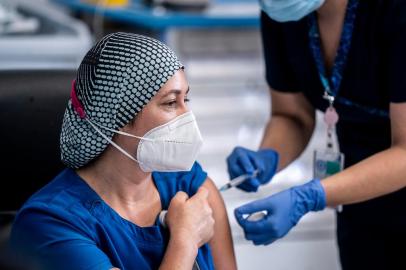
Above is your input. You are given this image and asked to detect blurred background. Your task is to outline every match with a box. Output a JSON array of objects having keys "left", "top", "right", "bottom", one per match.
[{"left": 0, "top": 0, "right": 340, "bottom": 269}]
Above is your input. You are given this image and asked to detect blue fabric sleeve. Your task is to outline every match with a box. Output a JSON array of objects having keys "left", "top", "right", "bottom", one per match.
[
  {"left": 10, "top": 205, "right": 114, "bottom": 270},
  {"left": 178, "top": 161, "right": 208, "bottom": 195},
  {"left": 153, "top": 162, "right": 208, "bottom": 209}
]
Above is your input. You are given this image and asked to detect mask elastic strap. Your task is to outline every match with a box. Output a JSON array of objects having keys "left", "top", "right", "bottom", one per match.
[
  {"left": 70, "top": 80, "right": 145, "bottom": 165},
  {"left": 89, "top": 120, "right": 155, "bottom": 142},
  {"left": 71, "top": 81, "right": 154, "bottom": 142},
  {"left": 85, "top": 118, "right": 142, "bottom": 164}
]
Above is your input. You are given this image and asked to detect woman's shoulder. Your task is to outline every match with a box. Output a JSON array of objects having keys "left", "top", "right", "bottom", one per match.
[
  {"left": 10, "top": 169, "right": 102, "bottom": 255},
  {"left": 9, "top": 170, "right": 110, "bottom": 270},
  {"left": 12, "top": 169, "right": 101, "bottom": 235},
  {"left": 152, "top": 162, "right": 208, "bottom": 208},
  {"left": 20, "top": 168, "right": 98, "bottom": 212}
]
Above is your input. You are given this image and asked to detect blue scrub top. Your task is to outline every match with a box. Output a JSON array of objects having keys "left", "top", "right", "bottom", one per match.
[{"left": 9, "top": 162, "right": 215, "bottom": 270}]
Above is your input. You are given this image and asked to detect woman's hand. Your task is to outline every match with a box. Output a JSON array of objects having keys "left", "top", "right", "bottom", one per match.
[
  {"left": 159, "top": 187, "right": 214, "bottom": 270},
  {"left": 166, "top": 187, "right": 215, "bottom": 249}
]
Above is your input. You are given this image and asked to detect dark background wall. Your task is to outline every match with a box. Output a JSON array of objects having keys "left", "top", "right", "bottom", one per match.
[{"left": 0, "top": 70, "right": 75, "bottom": 211}]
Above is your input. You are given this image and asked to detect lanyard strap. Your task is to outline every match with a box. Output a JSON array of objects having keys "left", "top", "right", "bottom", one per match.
[
  {"left": 308, "top": 0, "right": 359, "bottom": 97},
  {"left": 308, "top": 0, "right": 389, "bottom": 118}
]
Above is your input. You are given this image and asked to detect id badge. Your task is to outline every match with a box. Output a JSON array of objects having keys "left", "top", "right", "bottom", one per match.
[{"left": 313, "top": 150, "right": 344, "bottom": 180}]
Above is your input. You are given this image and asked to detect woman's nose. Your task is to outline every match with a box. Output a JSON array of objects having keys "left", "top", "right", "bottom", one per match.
[{"left": 178, "top": 100, "right": 189, "bottom": 115}]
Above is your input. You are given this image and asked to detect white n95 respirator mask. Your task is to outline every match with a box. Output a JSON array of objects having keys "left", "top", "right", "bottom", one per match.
[
  {"left": 136, "top": 111, "right": 203, "bottom": 172},
  {"left": 260, "top": 0, "right": 325, "bottom": 22},
  {"left": 87, "top": 111, "right": 203, "bottom": 172}
]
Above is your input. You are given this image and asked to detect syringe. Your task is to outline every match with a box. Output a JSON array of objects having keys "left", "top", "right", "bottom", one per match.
[{"left": 218, "top": 169, "right": 260, "bottom": 192}]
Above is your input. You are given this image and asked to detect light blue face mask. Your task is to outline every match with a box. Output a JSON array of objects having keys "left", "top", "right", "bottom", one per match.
[{"left": 260, "top": 0, "right": 326, "bottom": 22}]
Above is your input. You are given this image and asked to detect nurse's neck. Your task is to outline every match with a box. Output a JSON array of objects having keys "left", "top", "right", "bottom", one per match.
[
  {"left": 317, "top": 0, "right": 348, "bottom": 20},
  {"left": 316, "top": 0, "right": 349, "bottom": 72}
]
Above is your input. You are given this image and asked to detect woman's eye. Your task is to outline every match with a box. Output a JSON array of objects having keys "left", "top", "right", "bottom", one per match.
[
  {"left": 165, "top": 100, "right": 177, "bottom": 107},
  {"left": 164, "top": 97, "right": 190, "bottom": 107}
]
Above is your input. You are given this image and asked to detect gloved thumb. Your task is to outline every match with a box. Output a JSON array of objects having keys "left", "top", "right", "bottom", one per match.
[
  {"left": 238, "top": 177, "right": 261, "bottom": 192},
  {"left": 234, "top": 198, "right": 270, "bottom": 226}
]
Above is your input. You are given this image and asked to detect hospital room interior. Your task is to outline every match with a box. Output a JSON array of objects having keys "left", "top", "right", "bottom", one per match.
[{"left": 1, "top": 0, "right": 404, "bottom": 270}]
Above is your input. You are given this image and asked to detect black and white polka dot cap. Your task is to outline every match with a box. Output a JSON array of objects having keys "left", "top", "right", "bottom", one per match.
[{"left": 60, "top": 32, "right": 183, "bottom": 169}]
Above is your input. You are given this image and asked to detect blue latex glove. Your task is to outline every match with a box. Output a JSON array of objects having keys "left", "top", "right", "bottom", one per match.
[
  {"left": 234, "top": 179, "right": 326, "bottom": 245},
  {"left": 227, "top": 146, "right": 279, "bottom": 192}
]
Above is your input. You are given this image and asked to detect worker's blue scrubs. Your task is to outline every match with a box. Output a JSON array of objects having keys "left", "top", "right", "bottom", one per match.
[{"left": 9, "top": 162, "right": 215, "bottom": 270}]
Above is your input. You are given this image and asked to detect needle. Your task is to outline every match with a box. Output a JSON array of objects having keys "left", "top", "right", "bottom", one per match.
[{"left": 218, "top": 170, "right": 259, "bottom": 192}]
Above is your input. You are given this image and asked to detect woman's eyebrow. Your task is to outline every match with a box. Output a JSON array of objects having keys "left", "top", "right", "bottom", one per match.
[{"left": 162, "top": 87, "right": 190, "bottom": 97}]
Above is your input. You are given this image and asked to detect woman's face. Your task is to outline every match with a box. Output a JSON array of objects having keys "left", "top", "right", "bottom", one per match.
[{"left": 121, "top": 69, "right": 190, "bottom": 138}]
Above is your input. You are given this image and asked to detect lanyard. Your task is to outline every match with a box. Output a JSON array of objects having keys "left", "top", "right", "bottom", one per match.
[{"left": 308, "top": 0, "right": 389, "bottom": 118}]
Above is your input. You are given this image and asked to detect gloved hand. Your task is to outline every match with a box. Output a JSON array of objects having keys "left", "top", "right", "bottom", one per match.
[
  {"left": 234, "top": 179, "right": 326, "bottom": 245},
  {"left": 227, "top": 146, "right": 279, "bottom": 192}
]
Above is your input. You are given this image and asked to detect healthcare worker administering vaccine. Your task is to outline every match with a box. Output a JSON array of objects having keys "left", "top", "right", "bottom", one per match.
[
  {"left": 228, "top": 0, "right": 406, "bottom": 269},
  {"left": 10, "top": 33, "right": 237, "bottom": 270}
]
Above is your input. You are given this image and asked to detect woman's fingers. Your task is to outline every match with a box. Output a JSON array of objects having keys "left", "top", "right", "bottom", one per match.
[{"left": 166, "top": 188, "right": 215, "bottom": 248}]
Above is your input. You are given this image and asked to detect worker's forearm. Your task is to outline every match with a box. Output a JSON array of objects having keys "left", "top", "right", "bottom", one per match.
[
  {"left": 322, "top": 145, "right": 406, "bottom": 206},
  {"left": 159, "top": 236, "right": 197, "bottom": 270},
  {"left": 260, "top": 115, "right": 314, "bottom": 171}
]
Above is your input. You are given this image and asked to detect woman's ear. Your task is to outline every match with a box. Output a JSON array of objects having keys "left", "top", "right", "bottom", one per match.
[
  {"left": 122, "top": 111, "right": 141, "bottom": 131},
  {"left": 128, "top": 117, "right": 137, "bottom": 128},
  {"left": 118, "top": 119, "right": 135, "bottom": 134}
]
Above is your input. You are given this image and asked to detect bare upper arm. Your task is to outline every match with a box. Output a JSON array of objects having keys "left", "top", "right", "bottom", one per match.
[
  {"left": 201, "top": 178, "right": 237, "bottom": 270},
  {"left": 271, "top": 88, "right": 315, "bottom": 130},
  {"left": 390, "top": 102, "right": 406, "bottom": 148}
]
